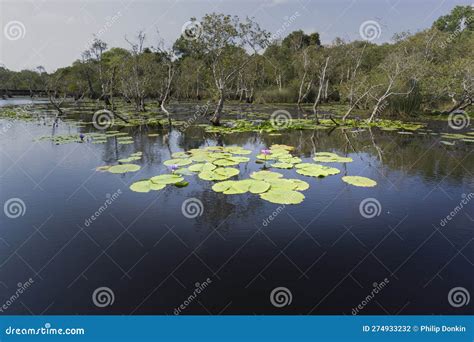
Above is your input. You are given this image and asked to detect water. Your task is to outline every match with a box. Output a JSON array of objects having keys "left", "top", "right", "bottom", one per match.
[{"left": 0, "top": 102, "right": 472, "bottom": 315}]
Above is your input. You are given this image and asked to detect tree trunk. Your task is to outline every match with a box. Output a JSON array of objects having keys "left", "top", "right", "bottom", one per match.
[
  {"left": 368, "top": 98, "right": 384, "bottom": 123},
  {"left": 210, "top": 90, "right": 224, "bottom": 126}
]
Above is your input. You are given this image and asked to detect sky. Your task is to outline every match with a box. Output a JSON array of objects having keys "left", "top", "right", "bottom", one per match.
[{"left": 0, "top": 0, "right": 471, "bottom": 72}]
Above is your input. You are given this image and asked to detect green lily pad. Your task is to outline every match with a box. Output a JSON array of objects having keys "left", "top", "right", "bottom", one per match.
[
  {"left": 174, "top": 168, "right": 193, "bottom": 176},
  {"left": 108, "top": 164, "right": 141, "bottom": 174},
  {"left": 212, "top": 179, "right": 270, "bottom": 194},
  {"left": 313, "top": 152, "right": 353, "bottom": 163},
  {"left": 212, "top": 158, "right": 240, "bottom": 166},
  {"left": 250, "top": 170, "right": 283, "bottom": 180},
  {"left": 150, "top": 174, "right": 184, "bottom": 184},
  {"left": 163, "top": 158, "right": 192, "bottom": 166},
  {"left": 260, "top": 189, "right": 305, "bottom": 204},
  {"left": 189, "top": 163, "right": 217, "bottom": 172},
  {"left": 130, "top": 180, "right": 166, "bottom": 192},
  {"left": 272, "top": 162, "right": 294, "bottom": 169},
  {"left": 96, "top": 165, "right": 111, "bottom": 172},
  {"left": 342, "top": 176, "right": 377, "bottom": 187},
  {"left": 278, "top": 157, "right": 302, "bottom": 164},
  {"left": 295, "top": 164, "right": 340, "bottom": 177},
  {"left": 174, "top": 181, "right": 189, "bottom": 188},
  {"left": 189, "top": 154, "right": 210, "bottom": 162},
  {"left": 198, "top": 167, "right": 240, "bottom": 181},
  {"left": 171, "top": 151, "right": 189, "bottom": 158},
  {"left": 289, "top": 179, "right": 310, "bottom": 191}
]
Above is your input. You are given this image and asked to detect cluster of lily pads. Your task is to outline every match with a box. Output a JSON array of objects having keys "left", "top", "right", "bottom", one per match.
[
  {"left": 36, "top": 130, "right": 134, "bottom": 145},
  {"left": 104, "top": 144, "right": 378, "bottom": 205},
  {"left": 96, "top": 151, "right": 142, "bottom": 174}
]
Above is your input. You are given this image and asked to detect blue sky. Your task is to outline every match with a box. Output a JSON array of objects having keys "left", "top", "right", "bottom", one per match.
[{"left": 0, "top": 0, "right": 471, "bottom": 71}]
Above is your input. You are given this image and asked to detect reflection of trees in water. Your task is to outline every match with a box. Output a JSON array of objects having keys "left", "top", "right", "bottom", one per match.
[{"left": 188, "top": 187, "right": 265, "bottom": 234}]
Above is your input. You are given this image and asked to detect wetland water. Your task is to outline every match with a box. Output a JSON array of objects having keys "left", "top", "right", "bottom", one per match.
[{"left": 0, "top": 101, "right": 472, "bottom": 314}]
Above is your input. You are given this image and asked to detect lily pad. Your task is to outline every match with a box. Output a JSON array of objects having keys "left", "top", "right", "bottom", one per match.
[
  {"left": 313, "top": 152, "right": 353, "bottom": 163},
  {"left": 108, "top": 164, "right": 141, "bottom": 174},
  {"left": 150, "top": 174, "right": 184, "bottom": 184},
  {"left": 250, "top": 170, "right": 283, "bottom": 180},
  {"left": 342, "top": 176, "right": 377, "bottom": 187},
  {"left": 260, "top": 189, "right": 305, "bottom": 204},
  {"left": 212, "top": 179, "right": 270, "bottom": 194},
  {"left": 163, "top": 158, "right": 192, "bottom": 166},
  {"left": 289, "top": 179, "right": 310, "bottom": 191},
  {"left": 278, "top": 157, "right": 302, "bottom": 164},
  {"left": 198, "top": 167, "right": 240, "bottom": 181},
  {"left": 295, "top": 164, "right": 340, "bottom": 177},
  {"left": 212, "top": 158, "right": 240, "bottom": 166},
  {"left": 130, "top": 180, "right": 166, "bottom": 192},
  {"left": 189, "top": 163, "right": 217, "bottom": 172},
  {"left": 171, "top": 151, "right": 189, "bottom": 159},
  {"left": 272, "top": 162, "right": 294, "bottom": 169},
  {"left": 96, "top": 165, "right": 111, "bottom": 172}
]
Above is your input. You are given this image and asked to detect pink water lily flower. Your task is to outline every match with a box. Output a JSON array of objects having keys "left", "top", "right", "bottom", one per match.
[
  {"left": 261, "top": 149, "right": 272, "bottom": 155},
  {"left": 170, "top": 164, "right": 179, "bottom": 173}
]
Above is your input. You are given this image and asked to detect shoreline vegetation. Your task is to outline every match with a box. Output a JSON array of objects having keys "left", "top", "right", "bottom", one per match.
[{"left": 0, "top": 5, "right": 472, "bottom": 127}]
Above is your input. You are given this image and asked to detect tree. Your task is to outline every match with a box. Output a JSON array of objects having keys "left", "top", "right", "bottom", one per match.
[{"left": 191, "top": 13, "right": 269, "bottom": 125}]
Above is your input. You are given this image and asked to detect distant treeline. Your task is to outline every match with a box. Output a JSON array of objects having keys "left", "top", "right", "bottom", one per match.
[{"left": 0, "top": 5, "right": 472, "bottom": 125}]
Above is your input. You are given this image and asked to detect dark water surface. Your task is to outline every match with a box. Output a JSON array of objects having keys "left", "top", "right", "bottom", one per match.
[{"left": 0, "top": 102, "right": 473, "bottom": 315}]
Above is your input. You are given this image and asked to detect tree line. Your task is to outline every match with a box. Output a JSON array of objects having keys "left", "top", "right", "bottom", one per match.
[{"left": 0, "top": 5, "right": 472, "bottom": 125}]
